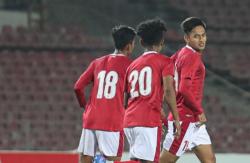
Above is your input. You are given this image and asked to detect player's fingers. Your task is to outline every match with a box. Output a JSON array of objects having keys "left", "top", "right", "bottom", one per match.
[
  {"left": 202, "top": 117, "right": 207, "bottom": 123},
  {"left": 174, "top": 130, "right": 181, "bottom": 139},
  {"left": 174, "top": 127, "right": 181, "bottom": 138},
  {"left": 162, "top": 128, "right": 165, "bottom": 134},
  {"left": 196, "top": 121, "right": 205, "bottom": 127},
  {"left": 199, "top": 120, "right": 205, "bottom": 125}
]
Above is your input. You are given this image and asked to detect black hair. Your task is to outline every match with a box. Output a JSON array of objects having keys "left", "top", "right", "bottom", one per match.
[
  {"left": 137, "top": 18, "right": 167, "bottom": 46},
  {"left": 112, "top": 25, "right": 136, "bottom": 50},
  {"left": 181, "top": 17, "right": 206, "bottom": 34}
]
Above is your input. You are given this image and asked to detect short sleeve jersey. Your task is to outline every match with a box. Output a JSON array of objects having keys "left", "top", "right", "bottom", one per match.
[{"left": 124, "top": 51, "right": 174, "bottom": 127}]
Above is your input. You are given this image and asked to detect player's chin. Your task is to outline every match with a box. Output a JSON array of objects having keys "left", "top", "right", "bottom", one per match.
[{"left": 198, "top": 46, "right": 205, "bottom": 51}]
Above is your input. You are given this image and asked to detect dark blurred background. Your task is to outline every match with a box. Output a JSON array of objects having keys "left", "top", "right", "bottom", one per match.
[{"left": 0, "top": 0, "right": 250, "bottom": 153}]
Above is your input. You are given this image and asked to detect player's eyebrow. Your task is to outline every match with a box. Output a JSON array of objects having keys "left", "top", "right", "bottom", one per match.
[{"left": 192, "top": 32, "right": 206, "bottom": 37}]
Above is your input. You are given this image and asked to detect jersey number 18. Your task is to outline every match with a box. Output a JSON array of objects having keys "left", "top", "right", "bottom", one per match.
[{"left": 97, "top": 70, "right": 118, "bottom": 99}]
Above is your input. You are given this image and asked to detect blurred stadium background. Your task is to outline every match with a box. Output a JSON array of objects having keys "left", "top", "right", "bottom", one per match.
[{"left": 0, "top": 0, "right": 250, "bottom": 162}]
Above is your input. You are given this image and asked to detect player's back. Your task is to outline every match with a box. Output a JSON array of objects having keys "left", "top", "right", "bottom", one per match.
[
  {"left": 84, "top": 54, "right": 131, "bottom": 131},
  {"left": 124, "top": 51, "right": 174, "bottom": 127}
]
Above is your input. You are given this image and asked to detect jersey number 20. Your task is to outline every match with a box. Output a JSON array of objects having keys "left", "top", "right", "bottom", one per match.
[
  {"left": 97, "top": 70, "right": 118, "bottom": 99},
  {"left": 129, "top": 66, "right": 152, "bottom": 98}
]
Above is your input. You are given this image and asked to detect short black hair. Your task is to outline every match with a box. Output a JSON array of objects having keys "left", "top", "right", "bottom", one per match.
[
  {"left": 137, "top": 18, "right": 167, "bottom": 46},
  {"left": 112, "top": 25, "right": 136, "bottom": 50},
  {"left": 181, "top": 17, "right": 206, "bottom": 34}
]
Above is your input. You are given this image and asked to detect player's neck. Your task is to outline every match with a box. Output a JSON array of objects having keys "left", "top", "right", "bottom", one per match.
[
  {"left": 145, "top": 46, "right": 161, "bottom": 53},
  {"left": 113, "top": 49, "right": 129, "bottom": 56},
  {"left": 186, "top": 44, "right": 203, "bottom": 54}
]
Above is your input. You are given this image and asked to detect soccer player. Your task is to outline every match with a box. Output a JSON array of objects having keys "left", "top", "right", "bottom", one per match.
[
  {"left": 160, "top": 17, "right": 216, "bottom": 163},
  {"left": 123, "top": 18, "right": 181, "bottom": 163},
  {"left": 74, "top": 25, "right": 136, "bottom": 163}
]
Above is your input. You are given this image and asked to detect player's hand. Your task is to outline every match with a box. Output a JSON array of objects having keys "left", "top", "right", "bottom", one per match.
[
  {"left": 173, "top": 121, "right": 181, "bottom": 139},
  {"left": 197, "top": 113, "right": 207, "bottom": 127},
  {"left": 162, "top": 124, "right": 166, "bottom": 135},
  {"left": 161, "top": 119, "right": 168, "bottom": 135}
]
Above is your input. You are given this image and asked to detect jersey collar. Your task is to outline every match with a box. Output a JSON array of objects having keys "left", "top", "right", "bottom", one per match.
[
  {"left": 142, "top": 51, "right": 158, "bottom": 55},
  {"left": 111, "top": 53, "right": 126, "bottom": 56},
  {"left": 185, "top": 45, "right": 196, "bottom": 53},
  {"left": 185, "top": 45, "right": 202, "bottom": 57}
]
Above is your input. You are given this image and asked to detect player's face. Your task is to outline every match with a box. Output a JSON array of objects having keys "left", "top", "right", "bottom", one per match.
[{"left": 185, "top": 25, "right": 207, "bottom": 52}]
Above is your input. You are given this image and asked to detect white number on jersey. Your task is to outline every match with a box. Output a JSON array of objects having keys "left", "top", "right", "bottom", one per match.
[
  {"left": 174, "top": 64, "right": 179, "bottom": 91},
  {"left": 97, "top": 70, "right": 118, "bottom": 99},
  {"left": 129, "top": 66, "right": 152, "bottom": 98}
]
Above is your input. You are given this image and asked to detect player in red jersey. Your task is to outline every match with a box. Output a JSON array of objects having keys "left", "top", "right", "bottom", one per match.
[
  {"left": 123, "top": 18, "right": 181, "bottom": 163},
  {"left": 74, "top": 25, "right": 136, "bottom": 163},
  {"left": 160, "top": 17, "right": 216, "bottom": 163}
]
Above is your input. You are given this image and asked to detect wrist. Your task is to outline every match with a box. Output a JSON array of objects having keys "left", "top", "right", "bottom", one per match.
[{"left": 194, "top": 110, "right": 203, "bottom": 116}]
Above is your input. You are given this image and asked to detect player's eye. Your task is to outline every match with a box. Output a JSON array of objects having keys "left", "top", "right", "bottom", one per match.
[{"left": 194, "top": 34, "right": 200, "bottom": 39}]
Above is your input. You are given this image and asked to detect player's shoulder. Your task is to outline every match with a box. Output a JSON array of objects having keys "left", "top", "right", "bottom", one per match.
[
  {"left": 177, "top": 46, "right": 200, "bottom": 62},
  {"left": 95, "top": 54, "right": 127, "bottom": 63},
  {"left": 93, "top": 55, "right": 107, "bottom": 63},
  {"left": 106, "top": 54, "right": 132, "bottom": 70},
  {"left": 126, "top": 55, "right": 143, "bottom": 71},
  {"left": 88, "top": 55, "right": 110, "bottom": 68},
  {"left": 156, "top": 53, "right": 172, "bottom": 63}
]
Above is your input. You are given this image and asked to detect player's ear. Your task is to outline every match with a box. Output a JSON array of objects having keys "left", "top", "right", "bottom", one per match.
[
  {"left": 160, "top": 38, "right": 164, "bottom": 46},
  {"left": 124, "top": 43, "right": 130, "bottom": 51},
  {"left": 184, "top": 34, "right": 189, "bottom": 43},
  {"left": 123, "top": 43, "right": 131, "bottom": 54},
  {"left": 140, "top": 39, "right": 145, "bottom": 47},
  {"left": 129, "top": 40, "right": 135, "bottom": 50}
]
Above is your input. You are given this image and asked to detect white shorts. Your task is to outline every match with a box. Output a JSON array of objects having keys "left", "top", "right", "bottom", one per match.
[
  {"left": 163, "top": 121, "right": 211, "bottom": 156},
  {"left": 124, "top": 126, "right": 161, "bottom": 162},
  {"left": 77, "top": 129, "right": 124, "bottom": 157}
]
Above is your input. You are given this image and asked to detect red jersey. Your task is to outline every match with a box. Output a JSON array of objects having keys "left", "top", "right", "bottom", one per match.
[
  {"left": 168, "top": 45, "right": 205, "bottom": 122},
  {"left": 74, "top": 54, "right": 132, "bottom": 131},
  {"left": 124, "top": 51, "right": 174, "bottom": 128}
]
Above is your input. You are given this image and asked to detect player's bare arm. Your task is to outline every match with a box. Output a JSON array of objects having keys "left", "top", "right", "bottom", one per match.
[
  {"left": 160, "top": 109, "right": 168, "bottom": 126},
  {"left": 196, "top": 112, "right": 207, "bottom": 127},
  {"left": 163, "top": 75, "right": 181, "bottom": 139}
]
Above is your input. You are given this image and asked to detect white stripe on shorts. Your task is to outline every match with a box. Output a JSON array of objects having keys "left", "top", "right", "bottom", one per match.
[{"left": 163, "top": 121, "right": 211, "bottom": 156}]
